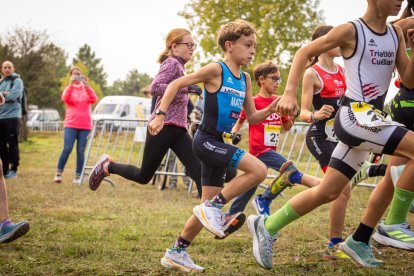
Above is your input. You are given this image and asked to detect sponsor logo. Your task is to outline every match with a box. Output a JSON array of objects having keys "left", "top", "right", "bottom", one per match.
[
  {"left": 395, "top": 194, "right": 407, "bottom": 202},
  {"left": 230, "top": 97, "right": 244, "bottom": 108},
  {"left": 369, "top": 50, "right": 394, "bottom": 66},
  {"left": 227, "top": 76, "right": 233, "bottom": 84},
  {"left": 230, "top": 111, "right": 240, "bottom": 120},
  {"left": 368, "top": 39, "right": 377, "bottom": 47},
  {"left": 310, "top": 137, "right": 322, "bottom": 155}
]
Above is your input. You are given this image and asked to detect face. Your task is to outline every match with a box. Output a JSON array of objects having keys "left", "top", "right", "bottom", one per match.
[
  {"left": 376, "top": 0, "right": 404, "bottom": 16},
  {"left": 70, "top": 68, "right": 82, "bottom": 81},
  {"left": 172, "top": 34, "right": 196, "bottom": 62},
  {"left": 1, "top": 62, "right": 14, "bottom": 77},
  {"left": 259, "top": 71, "right": 281, "bottom": 95},
  {"left": 229, "top": 33, "right": 257, "bottom": 66}
]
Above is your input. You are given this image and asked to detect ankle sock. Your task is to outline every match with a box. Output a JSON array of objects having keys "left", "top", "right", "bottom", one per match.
[
  {"left": 289, "top": 171, "right": 303, "bottom": 184},
  {"left": 329, "top": 237, "right": 343, "bottom": 247},
  {"left": 172, "top": 235, "right": 191, "bottom": 251},
  {"left": 211, "top": 192, "right": 227, "bottom": 207},
  {"left": 352, "top": 223, "right": 374, "bottom": 245}
]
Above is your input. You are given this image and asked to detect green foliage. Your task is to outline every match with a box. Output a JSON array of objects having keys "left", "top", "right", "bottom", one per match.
[
  {"left": 0, "top": 27, "right": 68, "bottom": 115},
  {"left": 106, "top": 69, "right": 152, "bottom": 97},
  {"left": 73, "top": 44, "right": 108, "bottom": 92}
]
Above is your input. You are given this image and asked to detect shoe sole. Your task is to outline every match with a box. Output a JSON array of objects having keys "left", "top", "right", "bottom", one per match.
[
  {"left": 269, "top": 161, "right": 293, "bottom": 194},
  {"left": 0, "top": 222, "right": 30, "bottom": 243},
  {"left": 215, "top": 213, "right": 246, "bottom": 240},
  {"left": 89, "top": 155, "right": 111, "bottom": 191},
  {"left": 338, "top": 242, "right": 378, "bottom": 268},
  {"left": 193, "top": 205, "right": 225, "bottom": 238},
  {"left": 247, "top": 216, "right": 269, "bottom": 269},
  {"left": 160, "top": 257, "right": 204, "bottom": 273},
  {"left": 372, "top": 232, "right": 414, "bottom": 251}
]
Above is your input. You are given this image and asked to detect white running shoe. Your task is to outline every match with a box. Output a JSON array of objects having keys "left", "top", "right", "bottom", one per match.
[
  {"left": 372, "top": 221, "right": 414, "bottom": 251},
  {"left": 350, "top": 161, "right": 371, "bottom": 188},
  {"left": 247, "top": 215, "right": 277, "bottom": 269},
  {"left": 160, "top": 248, "right": 204, "bottom": 273},
  {"left": 193, "top": 201, "right": 225, "bottom": 238}
]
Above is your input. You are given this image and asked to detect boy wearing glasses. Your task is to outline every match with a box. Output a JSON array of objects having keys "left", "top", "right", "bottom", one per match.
[{"left": 227, "top": 61, "right": 320, "bottom": 220}]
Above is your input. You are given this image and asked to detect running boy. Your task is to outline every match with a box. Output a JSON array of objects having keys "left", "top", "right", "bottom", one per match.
[
  {"left": 249, "top": 0, "right": 414, "bottom": 269},
  {"left": 148, "top": 20, "right": 278, "bottom": 272}
]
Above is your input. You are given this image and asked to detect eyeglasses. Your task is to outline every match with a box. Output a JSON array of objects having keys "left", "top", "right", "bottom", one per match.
[
  {"left": 265, "top": 76, "right": 282, "bottom": 84},
  {"left": 177, "top": 42, "right": 197, "bottom": 50}
]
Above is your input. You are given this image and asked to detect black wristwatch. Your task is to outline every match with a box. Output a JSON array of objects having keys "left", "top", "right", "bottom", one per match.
[{"left": 155, "top": 109, "right": 166, "bottom": 116}]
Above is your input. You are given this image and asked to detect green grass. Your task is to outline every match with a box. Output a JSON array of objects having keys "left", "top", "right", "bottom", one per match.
[{"left": 0, "top": 132, "right": 413, "bottom": 275}]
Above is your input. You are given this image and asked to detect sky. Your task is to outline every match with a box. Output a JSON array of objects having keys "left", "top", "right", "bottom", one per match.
[{"left": 1, "top": 0, "right": 404, "bottom": 89}]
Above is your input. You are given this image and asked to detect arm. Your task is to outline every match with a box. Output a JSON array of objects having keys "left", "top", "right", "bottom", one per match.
[
  {"left": 5, "top": 78, "right": 23, "bottom": 102},
  {"left": 243, "top": 73, "right": 278, "bottom": 124},
  {"left": 148, "top": 63, "right": 221, "bottom": 135},
  {"left": 277, "top": 23, "right": 355, "bottom": 116},
  {"left": 395, "top": 26, "right": 414, "bottom": 89},
  {"left": 150, "top": 59, "right": 188, "bottom": 97},
  {"left": 85, "top": 86, "right": 98, "bottom": 104},
  {"left": 61, "top": 85, "right": 74, "bottom": 105}
]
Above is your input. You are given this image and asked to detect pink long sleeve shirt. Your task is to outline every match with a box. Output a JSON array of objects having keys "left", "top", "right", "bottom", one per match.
[{"left": 61, "top": 83, "right": 98, "bottom": 130}]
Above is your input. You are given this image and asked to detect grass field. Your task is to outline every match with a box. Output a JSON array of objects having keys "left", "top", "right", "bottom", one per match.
[{"left": 0, "top": 132, "right": 413, "bottom": 275}]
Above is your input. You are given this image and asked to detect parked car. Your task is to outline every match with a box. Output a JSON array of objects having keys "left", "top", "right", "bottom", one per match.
[
  {"left": 93, "top": 96, "right": 151, "bottom": 130},
  {"left": 27, "top": 109, "right": 61, "bottom": 131}
]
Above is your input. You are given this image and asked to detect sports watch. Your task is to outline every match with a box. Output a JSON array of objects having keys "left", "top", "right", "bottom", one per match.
[{"left": 155, "top": 109, "right": 166, "bottom": 116}]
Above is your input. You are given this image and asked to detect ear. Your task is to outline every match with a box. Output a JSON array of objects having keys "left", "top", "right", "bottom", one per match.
[
  {"left": 224, "top": 41, "right": 233, "bottom": 52},
  {"left": 258, "top": 75, "right": 266, "bottom": 85}
]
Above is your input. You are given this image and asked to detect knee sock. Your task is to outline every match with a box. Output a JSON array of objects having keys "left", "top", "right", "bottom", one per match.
[
  {"left": 172, "top": 235, "right": 191, "bottom": 251},
  {"left": 352, "top": 223, "right": 374, "bottom": 245},
  {"left": 264, "top": 201, "right": 301, "bottom": 236},
  {"left": 290, "top": 171, "right": 303, "bottom": 184},
  {"left": 385, "top": 187, "right": 414, "bottom": 225}
]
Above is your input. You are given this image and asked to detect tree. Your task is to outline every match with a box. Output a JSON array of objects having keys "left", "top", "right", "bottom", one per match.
[
  {"left": 73, "top": 44, "right": 108, "bottom": 92},
  {"left": 106, "top": 69, "right": 152, "bottom": 97}
]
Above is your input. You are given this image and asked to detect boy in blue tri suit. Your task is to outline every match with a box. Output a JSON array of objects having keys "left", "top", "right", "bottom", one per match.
[{"left": 149, "top": 19, "right": 278, "bottom": 273}]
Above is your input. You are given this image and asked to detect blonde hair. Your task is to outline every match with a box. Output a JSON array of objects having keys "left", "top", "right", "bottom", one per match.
[
  {"left": 217, "top": 19, "right": 256, "bottom": 51},
  {"left": 69, "top": 66, "right": 82, "bottom": 76},
  {"left": 157, "top": 28, "right": 192, "bottom": 63}
]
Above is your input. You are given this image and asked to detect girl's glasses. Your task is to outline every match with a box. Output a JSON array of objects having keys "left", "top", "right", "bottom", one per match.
[{"left": 177, "top": 42, "right": 197, "bottom": 50}]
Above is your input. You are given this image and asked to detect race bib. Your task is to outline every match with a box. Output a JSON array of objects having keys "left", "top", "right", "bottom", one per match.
[
  {"left": 350, "top": 102, "right": 404, "bottom": 127},
  {"left": 264, "top": 125, "right": 281, "bottom": 146},
  {"left": 324, "top": 119, "right": 338, "bottom": 142}
]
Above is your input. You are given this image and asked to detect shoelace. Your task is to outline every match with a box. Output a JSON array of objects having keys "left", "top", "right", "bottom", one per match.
[
  {"left": 264, "top": 235, "right": 277, "bottom": 257},
  {"left": 400, "top": 223, "right": 414, "bottom": 235},
  {"left": 177, "top": 251, "right": 195, "bottom": 265}
]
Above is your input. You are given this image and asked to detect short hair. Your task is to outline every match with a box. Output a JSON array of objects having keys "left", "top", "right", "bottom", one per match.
[
  {"left": 217, "top": 19, "right": 256, "bottom": 51},
  {"left": 253, "top": 61, "right": 279, "bottom": 87}
]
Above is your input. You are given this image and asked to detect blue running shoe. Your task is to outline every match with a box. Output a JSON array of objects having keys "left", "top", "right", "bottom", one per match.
[
  {"left": 0, "top": 220, "right": 30, "bottom": 243},
  {"left": 252, "top": 194, "right": 270, "bottom": 217},
  {"left": 339, "top": 236, "right": 383, "bottom": 267}
]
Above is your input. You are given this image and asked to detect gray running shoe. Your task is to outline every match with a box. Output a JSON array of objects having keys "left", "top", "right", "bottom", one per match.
[{"left": 372, "top": 221, "right": 414, "bottom": 251}]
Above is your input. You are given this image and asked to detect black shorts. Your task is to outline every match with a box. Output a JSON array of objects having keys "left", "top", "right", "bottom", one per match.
[
  {"left": 390, "top": 85, "right": 414, "bottom": 131},
  {"left": 193, "top": 130, "right": 245, "bottom": 187},
  {"left": 306, "top": 127, "right": 337, "bottom": 169}
]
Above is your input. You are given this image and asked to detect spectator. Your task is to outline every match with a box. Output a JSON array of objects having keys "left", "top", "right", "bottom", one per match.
[
  {"left": 54, "top": 66, "right": 98, "bottom": 184},
  {"left": 0, "top": 61, "right": 24, "bottom": 179}
]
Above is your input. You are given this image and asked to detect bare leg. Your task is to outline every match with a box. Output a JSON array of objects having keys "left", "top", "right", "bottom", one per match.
[
  {"left": 329, "top": 184, "right": 351, "bottom": 238},
  {"left": 300, "top": 174, "right": 320, "bottom": 188},
  {"left": 0, "top": 160, "right": 9, "bottom": 222}
]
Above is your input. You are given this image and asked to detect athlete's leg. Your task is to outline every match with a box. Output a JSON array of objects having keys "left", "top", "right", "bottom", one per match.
[{"left": 0, "top": 160, "right": 9, "bottom": 221}]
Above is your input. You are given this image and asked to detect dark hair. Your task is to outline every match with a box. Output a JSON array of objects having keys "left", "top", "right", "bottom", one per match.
[
  {"left": 308, "top": 25, "right": 334, "bottom": 68},
  {"left": 400, "top": 0, "right": 414, "bottom": 19},
  {"left": 253, "top": 61, "right": 279, "bottom": 87},
  {"left": 217, "top": 19, "right": 256, "bottom": 51}
]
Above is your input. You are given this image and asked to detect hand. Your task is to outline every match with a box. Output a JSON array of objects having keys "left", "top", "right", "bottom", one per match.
[
  {"left": 314, "top": 104, "right": 334, "bottom": 120},
  {"left": 276, "top": 92, "right": 299, "bottom": 116},
  {"left": 82, "top": 77, "right": 89, "bottom": 87},
  {"left": 268, "top": 97, "right": 281, "bottom": 113},
  {"left": 148, "top": 116, "right": 165, "bottom": 136},
  {"left": 0, "top": 93, "right": 4, "bottom": 106},
  {"left": 2, "top": 91, "right": 10, "bottom": 97}
]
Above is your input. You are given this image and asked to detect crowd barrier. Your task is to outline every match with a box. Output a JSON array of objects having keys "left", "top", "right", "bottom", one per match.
[{"left": 78, "top": 119, "right": 383, "bottom": 192}]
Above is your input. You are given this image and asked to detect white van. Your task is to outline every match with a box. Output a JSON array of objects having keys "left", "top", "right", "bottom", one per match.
[
  {"left": 92, "top": 96, "right": 152, "bottom": 129},
  {"left": 27, "top": 109, "right": 61, "bottom": 131}
]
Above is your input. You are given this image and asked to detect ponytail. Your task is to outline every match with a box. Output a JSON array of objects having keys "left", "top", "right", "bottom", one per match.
[
  {"left": 157, "top": 49, "right": 171, "bottom": 64},
  {"left": 156, "top": 28, "right": 191, "bottom": 64}
]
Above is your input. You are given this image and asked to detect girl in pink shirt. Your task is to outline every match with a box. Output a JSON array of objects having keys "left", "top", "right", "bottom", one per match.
[{"left": 54, "top": 66, "right": 98, "bottom": 183}]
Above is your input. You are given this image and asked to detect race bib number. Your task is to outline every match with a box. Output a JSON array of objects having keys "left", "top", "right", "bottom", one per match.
[
  {"left": 264, "top": 125, "right": 281, "bottom": 146},
  {"left": 350, "top": 102, "right": 404, "bottom": 127},
  {"left": 324, "top": 119, "right": 338, "bottom": 142}
]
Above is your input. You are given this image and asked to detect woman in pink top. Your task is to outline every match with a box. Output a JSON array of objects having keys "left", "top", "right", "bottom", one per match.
[{"left": 54, "top": 66, "right": 98, "bottom": 183}]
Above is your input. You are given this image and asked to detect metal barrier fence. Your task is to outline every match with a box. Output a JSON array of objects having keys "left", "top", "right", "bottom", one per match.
[{"left": 79, "top": 119, "right": 382, "bottom": 191}]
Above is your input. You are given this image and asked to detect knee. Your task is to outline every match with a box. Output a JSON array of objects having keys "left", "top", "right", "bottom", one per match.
[
  {"left": 316, "top": 187, "right": 342, "bottom": 204},
  {"left": 253, "top": 162, "right": 267, "bottom": 183}
]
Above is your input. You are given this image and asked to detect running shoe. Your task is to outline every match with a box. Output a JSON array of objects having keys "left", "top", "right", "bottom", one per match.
[
  {"left": 247, "top": 215, "right": 277, "bottom": 269},
  {"left": 252, "top": 194, "right": 271, "bottom": 217},
  {"left": 269, "top": 160, "right": 297, "bottom": 195},
  {"left": 88, "top": 154, "right": 112, "bottom": 191},
  {"left": 160, "top": 248, "right": 204, "bottom": 273},
  {"left": 350, "top": 161, "right": 371, "bottom": 189},
  {"left": 339, "top": 236, "right": 384, "bottom": 267},
  {"left": 4, "top": 170, "right": 17, "bottom": 179},
  {"left": 193, "top": 200, "right": 225, "bottom": 238},
  {"left": 0, "top": 220, "right": 30, "bottom": 243},
  {"left": 323, "top": 243, "right": 350, "bottom": 260},
  {"left": 215, "top": 212, "right": 246, "bottom": 239},
  {"left": 372, "top": 221, "right": 414, "bottom": 251},
  {"left": 73, "top": 175, "right": 81, "bottom": 184},
  {"left": 54, "top": 173, "right": 62, "bottom": 183}
]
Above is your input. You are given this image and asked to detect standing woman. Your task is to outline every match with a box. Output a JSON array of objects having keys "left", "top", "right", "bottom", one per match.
[
  {"left": 88, "top": 28, "right": 202, "bottom": 197},
  {"left": 54, "top": 67, "right": 98, "bottom": 183}
]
